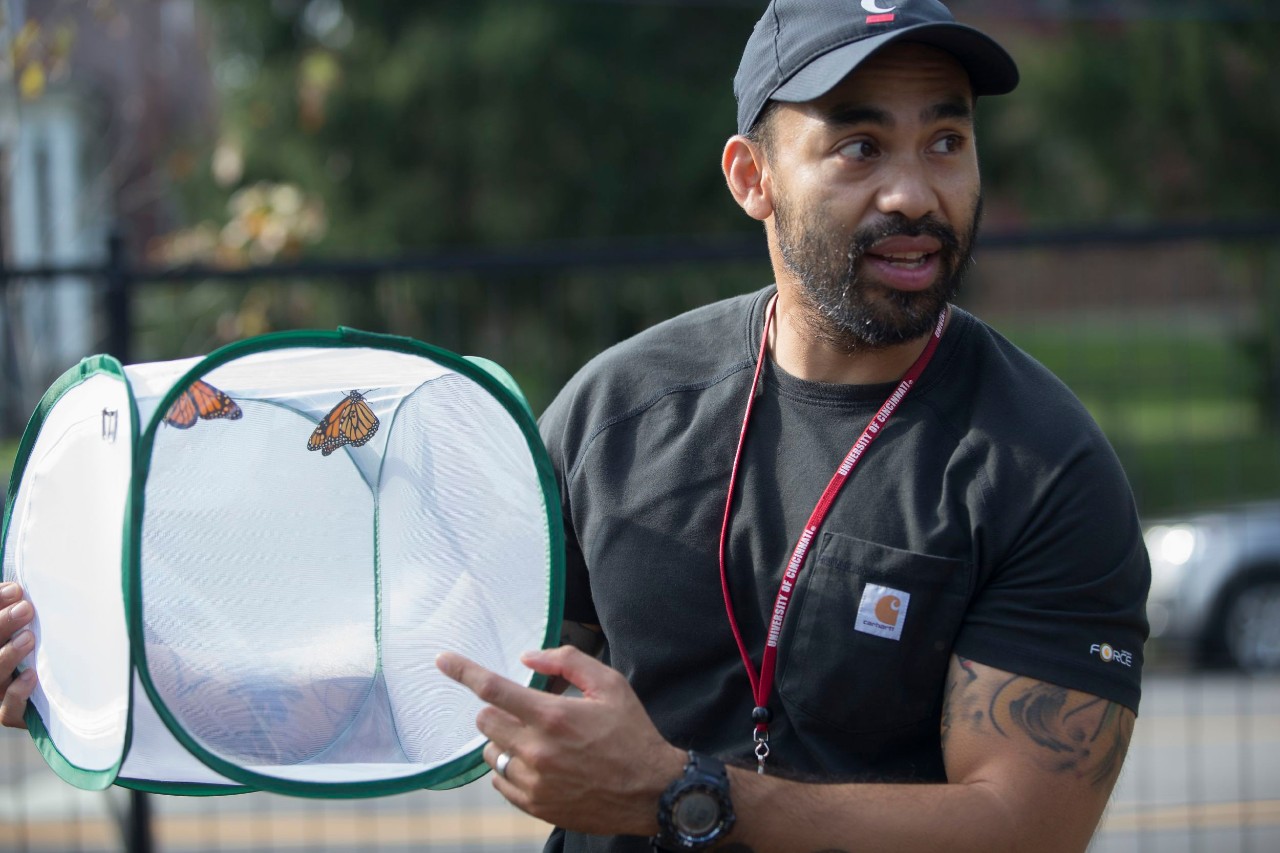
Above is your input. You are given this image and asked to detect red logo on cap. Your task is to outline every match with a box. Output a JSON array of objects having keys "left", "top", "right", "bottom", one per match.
[{"left": 861, "top": 0, "right": 897, "bottom": 23}]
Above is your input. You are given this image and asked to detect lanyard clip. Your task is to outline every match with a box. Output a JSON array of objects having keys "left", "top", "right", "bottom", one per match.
[
  {"left": 751, "top": 705, "right": 772, "bottom": 774},
  {"left": 753, "top": 726, "right": 770, "bottom": 774}
]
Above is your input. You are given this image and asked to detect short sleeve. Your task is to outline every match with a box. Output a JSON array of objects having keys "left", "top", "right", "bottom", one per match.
[
  {"left": 558, "top": 511, "right": 597, "bottom": 625},
  {"left": 954, "top": 439, "right": 1151, "bottom": 713},
  {"left": 538, "top": 388, "right": 598, "bottom": 627}
]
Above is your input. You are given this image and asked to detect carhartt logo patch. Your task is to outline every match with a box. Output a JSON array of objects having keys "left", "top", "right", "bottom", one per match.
[{"left": 855, "top": 584, "right": 910, "bottom": 640}]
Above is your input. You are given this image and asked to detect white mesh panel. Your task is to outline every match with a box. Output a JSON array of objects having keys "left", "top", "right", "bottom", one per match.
[
  {"left": 378, "top": 374, "right": 551, "bottom": 765},
  {"left": 121, "top": 672, "right": 239, "bottom": 786},
  {"left": 4, "top": 374, "right": 132, "bottom": 772},
  {"left": 140, "top": 396, "right": 378, "bottom": 770}
]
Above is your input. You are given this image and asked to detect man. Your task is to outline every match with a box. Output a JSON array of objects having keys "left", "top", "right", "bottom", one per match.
[
  {"left": 3, "top": 2, "right": 1148, "bottom": 851},
  {"left": 438, "top": 1, "right": 1148, "bottom": 850}
]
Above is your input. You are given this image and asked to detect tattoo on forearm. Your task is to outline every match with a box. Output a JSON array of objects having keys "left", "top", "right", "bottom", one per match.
[
  {"left": 989, "top": 679, "right": 1130, "bottom": 786},
  {"left": 943, "top": 657, "right": 1134, "bottom": 789}
]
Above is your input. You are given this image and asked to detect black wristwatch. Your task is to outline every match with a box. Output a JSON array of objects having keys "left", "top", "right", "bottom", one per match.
[{"left": 652, "top": 751, "right": 735, "bottom": 851}]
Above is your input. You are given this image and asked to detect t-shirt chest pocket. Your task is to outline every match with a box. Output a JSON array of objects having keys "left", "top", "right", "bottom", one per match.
[{"left": 776, "top": 532, "right": 971, "bottom": 734}]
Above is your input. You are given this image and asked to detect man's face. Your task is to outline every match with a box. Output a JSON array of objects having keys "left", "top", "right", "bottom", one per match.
[{"left": 761, "top": 43, "right": 983, "bottom": 351}]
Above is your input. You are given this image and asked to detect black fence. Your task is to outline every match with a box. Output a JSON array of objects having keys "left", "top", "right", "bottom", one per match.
[
  {"left": 7, "top": 217, "right": 1279, "bottom": 359},
  {"left": 4, "top": 217, "right": 1279, "bottom": 428}
]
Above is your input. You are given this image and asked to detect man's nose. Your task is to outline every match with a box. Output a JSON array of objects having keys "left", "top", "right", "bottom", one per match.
[{"left": 874, "top": 162, "right": 940, "bottom": 222}]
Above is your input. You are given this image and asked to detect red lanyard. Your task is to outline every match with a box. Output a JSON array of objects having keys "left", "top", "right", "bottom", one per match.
[{"left": 718, "top": 295, "right": 948, "bottom": 772}]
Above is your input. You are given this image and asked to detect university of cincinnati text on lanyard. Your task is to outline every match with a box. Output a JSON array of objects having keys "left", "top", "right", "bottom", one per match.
[{"left": 718, "top": 295, "right": 948, "bottom": 774}]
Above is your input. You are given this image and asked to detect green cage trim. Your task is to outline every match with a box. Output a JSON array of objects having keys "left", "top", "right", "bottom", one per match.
[
  {"left": 116, "top": 776, "right": 253, "bottom": 796},
  {"left": 1, "top": 356, "right": 133, "bottom": 792},
  {"left": 128, "top": 328, "right": 564, "bottom": 798}
]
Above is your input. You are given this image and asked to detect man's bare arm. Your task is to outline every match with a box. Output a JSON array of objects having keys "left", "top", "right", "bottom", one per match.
[
  {"left": 722, "top": 656, "right": 1134, "bottom": 853},
  {"left": 941, "top": 656, "right": 1132, "bottom": 790}
]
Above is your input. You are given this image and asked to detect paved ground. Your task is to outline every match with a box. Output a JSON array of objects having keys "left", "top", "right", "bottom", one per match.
[
  {"left": 1, "top": 668, "right": 1277, "bottom": 852},
  {"left": 1091, "top": 670, "right": 1280, "bottom": 853}
]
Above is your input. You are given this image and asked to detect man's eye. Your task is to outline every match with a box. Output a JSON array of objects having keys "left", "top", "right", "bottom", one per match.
[
  {"left": 929, "top": 134, "right": 965, "bottom": 154},
  {"left": 838, "top": 140, "right": 878, "bottom": 159}
]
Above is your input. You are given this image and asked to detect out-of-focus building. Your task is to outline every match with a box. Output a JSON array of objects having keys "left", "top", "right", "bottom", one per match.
[{"left": 0, "top": 0, "right": 215, "bottom": 433}]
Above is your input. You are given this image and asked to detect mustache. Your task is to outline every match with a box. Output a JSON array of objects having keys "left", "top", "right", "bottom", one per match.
[{"left": 849, "top": 214, "right": 962, "bottom": 259}]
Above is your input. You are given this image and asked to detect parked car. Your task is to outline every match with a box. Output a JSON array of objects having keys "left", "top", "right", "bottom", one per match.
[{"left": 1144, "top": 500, "right": 1280, "bottom": 670}]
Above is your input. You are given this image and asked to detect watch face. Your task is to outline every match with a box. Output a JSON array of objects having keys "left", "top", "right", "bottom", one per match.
[{"left": 672, "top": 790, "right": 721, "bottom": 836}]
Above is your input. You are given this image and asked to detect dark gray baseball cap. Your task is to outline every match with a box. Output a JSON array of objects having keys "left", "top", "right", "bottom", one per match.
[{"left": 734, "top": 0, "right": 1019, "bottom": 135}]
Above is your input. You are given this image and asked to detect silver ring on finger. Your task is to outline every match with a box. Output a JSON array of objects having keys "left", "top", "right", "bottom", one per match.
[{"left": 495, "top": 750, "right": 513, "bottom": 779}]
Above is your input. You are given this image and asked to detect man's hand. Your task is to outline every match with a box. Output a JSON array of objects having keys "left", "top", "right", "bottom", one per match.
[
  {"left": 436, "top": 645, "right": 683, "bottom": 836},
  {"left": 437, "top": 645, "right": 1134, "bottom": 851},
  {"left": 1, "top": 582, "right": 37, "bottom": 729}
]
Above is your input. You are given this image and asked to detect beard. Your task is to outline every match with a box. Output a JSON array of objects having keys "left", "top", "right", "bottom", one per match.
[{"left": 774, "top": 192, "right": 982, "bottom": 352}]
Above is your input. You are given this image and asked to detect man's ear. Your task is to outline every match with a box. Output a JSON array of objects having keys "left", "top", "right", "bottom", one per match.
[{"left": 722, "top": 135, "right": 773, "bottom": 222}]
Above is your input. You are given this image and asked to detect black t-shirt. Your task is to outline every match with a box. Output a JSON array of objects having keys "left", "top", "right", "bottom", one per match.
[{"left": 537, "top": 287, "right": 1149, "bottom": 852}]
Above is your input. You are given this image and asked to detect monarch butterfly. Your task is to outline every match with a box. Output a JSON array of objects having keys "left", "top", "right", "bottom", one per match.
[
  {"left": 163, "top": 379, "right": 243, "bottom": 429},
  {"left": 307, "top": 390, "right": 380, "bottom": 456}
]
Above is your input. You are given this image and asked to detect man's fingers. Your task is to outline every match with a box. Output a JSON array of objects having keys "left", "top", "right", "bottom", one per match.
[
  {"left": 0, "top": 584, "right": 32, "bottom": 643},
  {"left": 482, "top": 742, "right": 535, "bottom": 810},
  {"left": 1, "top": 584, "right": 37, "bottom": 729},
  {"left": 0, "top": 626, "right": 35, "bottom": 676},
  {"left": 483, "top": 741, "right": 521, "bottom": 782},
  {"left": 1, "top": 668, "right": 35, "bottom": 729},
  {"left": 520, "top": 645, "right": 621, "bottom": 698},
  {"left": 476, "top": 702, "right": 525, "bottom": 745},
  {"left": 0, "top": 583, "right": 21, "bottom": 606},
  {"left": 436, "top": 651, "right": 548, "bottom": 720},
  {"left": 0, "top": 592, "right": 36, "bottom": 694}
]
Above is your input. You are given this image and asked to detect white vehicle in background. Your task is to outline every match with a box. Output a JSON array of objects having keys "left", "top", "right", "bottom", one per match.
[{"left": 1144, "top": 500, "right": 1280, "bottom": 671}]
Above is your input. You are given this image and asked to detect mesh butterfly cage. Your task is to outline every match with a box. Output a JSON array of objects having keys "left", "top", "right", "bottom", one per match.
[{"left": 1, "top": 328, "right": 563, "bottom": 797}]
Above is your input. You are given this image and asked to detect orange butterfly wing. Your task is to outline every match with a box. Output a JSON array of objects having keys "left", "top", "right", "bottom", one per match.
[
  {"left": 339, "top": 394, "right": 379, "bottom": 448},
  {"left": 163, "top": 380, "right": 241, "bottom": 428},
  {"left": 188, "top": 379, "right": 243, "bottom": 421},
  {"left": 163, "top": 390, "right": 199, "bottom": 429},
  {"left": 308, "top": 391, "right": 379, "bottom": 456},
  {"left": 307, "top": 398, "right": 347, "bottom": 455}
]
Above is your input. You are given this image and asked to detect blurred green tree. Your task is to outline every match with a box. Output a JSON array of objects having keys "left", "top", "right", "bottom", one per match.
[
  {"left": 981, "top": 14, "right": 1280, "bottom": 222},
  {"left": 204, "top": 0, "right": 759, "bottom": 252},
  {"left": 195, "top": 4, "right": 1280, "bottom": 240}
]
